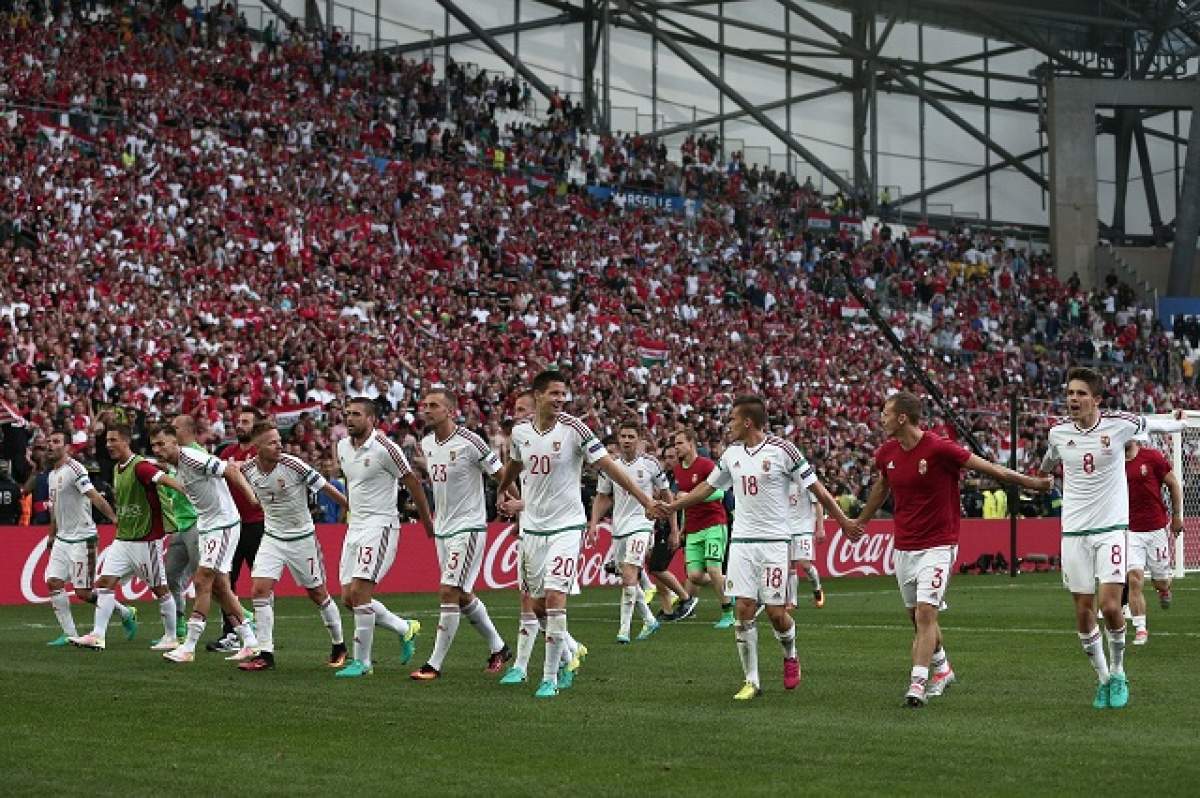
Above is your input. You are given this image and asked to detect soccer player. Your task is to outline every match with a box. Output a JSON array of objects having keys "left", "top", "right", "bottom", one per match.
[
  {"left": 858, "top": 391, "right": 1051, "bottom": 707},
  {"left": 1038, "top": 367, "right": 1184, "bottom": 709},
  {"left": 499, "top": 389, "right": 584, "bottom": 684},
  {"left": 588, "top": 421, "right": 673, "bottom": 643},
  {"left": 237, "top": 422, "right": 348, "bottom": 671},
  {"left": 671, "top": 428, "right": 734, "bottom": 628},
  {"left": 1124, "top": 433, "right": 1183, "bottom": 645},
  {"left": 333, "top": 397, "right": 435, "bottom": 679},
  {"left": 163, "top": 414, "right": 202, "bottom": 639},
  {"left": 496, "top": 370, "right": 657, "bottom": 698},
  {"left": 218, "top": 407, "right": 267, "bottom": 647},
  {"left": 43, "top": 430, "right": 132, "bottom": 646},
  {"left": 410, "top": 390, "right": 511, "bottom": 681},
  {"left": 662, "top": 396, "right": 860, "bottom": 700},
  {"left": 149, "top": 425, "right": 261, "bottom": 663},
  {"left": 645, "top": 444, "right": 689, "bottom": 617},
  {"left": 786, "top": 482, "right": 825, "bottom": 610},
  {"left": 69, "top": 424, "right": 182, "bottom": 651}
]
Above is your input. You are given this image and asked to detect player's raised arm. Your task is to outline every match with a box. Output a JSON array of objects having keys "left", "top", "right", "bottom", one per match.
[
  {"left": 1145, "top": 408, "right": 1186, "bottom": 433},
  {"left": 964, "top": 455, "right": 1053, "bottom": 492}
]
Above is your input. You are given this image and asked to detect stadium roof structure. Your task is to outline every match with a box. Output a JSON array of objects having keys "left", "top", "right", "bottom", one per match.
[{"left": 379, "top": 0, "right": 1199, "bottom": 282}]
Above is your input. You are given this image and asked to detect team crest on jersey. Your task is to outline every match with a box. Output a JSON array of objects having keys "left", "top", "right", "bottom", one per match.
[
  {"left": 1141, "top": 464, "right": 1148, "bottom": 476},
  {"left": 450, "top": 450, "right": 457, "bottom": 462},
  {"left": 762, "top": 460, "right": 771, "bottom": 472},
  {"left": 918, "top": 459, "right": 928, "bottom": 475},
  {"left": 887, "top": 461, "right": 895, "bottom": 469},
  {"left": 553, "top": 441, "right": 562, "bottom": 452},
  {"left": 1100, "top": 436, "right": 1110, "bottom": 448}
]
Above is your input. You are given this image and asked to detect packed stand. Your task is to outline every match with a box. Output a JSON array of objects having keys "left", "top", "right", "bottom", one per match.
[{"left": 0, "top": 1, "right": 1192, "bottom": 525}]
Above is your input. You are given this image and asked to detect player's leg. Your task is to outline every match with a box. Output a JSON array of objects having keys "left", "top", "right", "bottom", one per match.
[
  {"left": 45, "top": 541, "right": 78, "bottom": 643},
  {"left": 1127, "top": 568, "right": 1148, "bottom": 643},
  {"left": 727, "top": 542, "right": 762, "bottom": 699},
  {"left": 165, "top": 525, "right": 198, "bottom": 637},
  {"left": 677, "top": 532, "right": 705, "bottom": 619},
  {"left": 339, "top": 522, "right": 411, "bottom": 677},
  {"left": 454, "top": 531, "right": 507, "bottom": 668},
  {"left": 419, "top": 568, "right": 464, "bottom": 678},
  {"left": 223, "top": 520, "right": 263, "bottom": 640},
  {"left": 534, "top": 531, "right": 581, "bottom": 697},
  {"left": 623, "top": 533, "right": 658, "bottom": 639},
  {"left": 796, "top": 535, "right": 823, "bottom": 607},
  {"left": 287, "top": 536, "right": 345, "bottom": 666},
  {"left": 617, "top": 560, "right": 639, "bottom": 642},
  {"left": 71, "top": 540, "right": 138, "bottom": 648},
  {"left": 1094, "top": 532, "right": 1129, "bottom": 706},
  {"left": 243, "top": 576, "right": 278, "bottom": 669},
  {"left": 650, "top": 568, "right": 686, "bottom": 614},
  {"left": 174, "top": 565, "right": 216, "bottom": 657},
  {"left": 703, "top": 527, "right": 734, "bottom": 628},
  {"left": 503, "top": 536, "right": 540, "bottom": 684},
  {"left": 207, "top": 526, "right": 258, "bottom": 655},
  {"left": 762, "top": 547, "right": 799, "bottom": 691},
  {"left": 1063, "top": 535, "right": 1114, "bottom": 707},
  {"left": 1147, "top": 528, "right": 1173, "bottom": 611},
  {"left": 132, "top": 540, "right": 178, "bottom": 651}
]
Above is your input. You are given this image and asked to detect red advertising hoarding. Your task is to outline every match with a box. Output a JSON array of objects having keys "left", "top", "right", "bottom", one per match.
[{"left": 1, "top": 519, "right": 1065, "bottom": 605}]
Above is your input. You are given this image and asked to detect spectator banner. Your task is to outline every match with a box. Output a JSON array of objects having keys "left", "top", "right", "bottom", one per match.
[
  {"left": 910, "top": 224, "right": 938, "bottom": 245},
  {"left": 586, "top": 186, "right": 688, "bottom": 213},
  {"left": 806, "top": 209, "right": 832, "bottom": 230},
  {"left": 1, "top": 520, "right": 1065, "bottom": 605},
  {"left": 837, "top": 215, "right": 863, "bottom": 233}
]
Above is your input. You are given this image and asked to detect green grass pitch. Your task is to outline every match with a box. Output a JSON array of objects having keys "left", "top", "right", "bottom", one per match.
[{"left": 3, "top": 572, "right": 1196, "bottom": 796}]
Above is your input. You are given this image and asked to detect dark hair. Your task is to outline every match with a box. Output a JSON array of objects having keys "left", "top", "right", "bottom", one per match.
[
  {"left": 732, "top": 395, "right": 768, "bottom": 429},
  {"left": 886, "top": 391, "right": 923, "bottom": 425},
  {"left": 149, "top": 423, "right": 177, "bottom": 439},
  {"left": 251, "top": 420, "right": 277, "bottom": 439},
  {"left": 347, "top": 396, "right": 377, "bottom": 417},
  {"left": 532, "top": 370, "right": 566, "bottom": 393},
  {"left": 107, "top": 423, "right": 132, "bottom": 442},
  {"left": 426, "top": 388, "right": 458, "bottom": 409},
  {"left": 514, "top": 389, "right": 534, "bottom": 401},
  {"left": 618, "top": 420, "right": 642, "bottom": 435},
  {"left": 1066, "top": 366, "right": 1104, "bottom": 397},
  {"left": 238, "top": 406, "right": 266, "bottom": 420}
]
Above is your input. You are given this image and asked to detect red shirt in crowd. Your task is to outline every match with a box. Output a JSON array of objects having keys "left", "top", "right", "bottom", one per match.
[
  {"left": 221, "top": 442, "right": 264, "bottom": 524},
  {"left": 674, "top": 456, "right": 727, "bottom": 534},
  {"left": 874, "top": 432, "right": 971, "bottom": 551},
  {"left": 1126, "top": 446, "right": 1171, "bottom": 533}
]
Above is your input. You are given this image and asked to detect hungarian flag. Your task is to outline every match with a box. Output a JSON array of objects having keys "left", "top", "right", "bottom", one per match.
[
  {"left": 529, "top": 174, "right": 553, "bottom": 193},
  {"left": 501, "top": 175, "right": 528, "bottom": 195},
  {"left": 38, "top": 124, "right": 96, "bottom": 154},
  {"left": 911, "top": 224, "right": 937, "bottom": 245},
  {"left": 807, "top": 210, "right": 832, "bottom": 230},
  {"left": 270, "top": 402, "right": 324, "bottom": 430},
  {"left": 840, "top": 296, "right": 868, "bottom": 319},
  {"left": 637, "top": 341, "right": 669, "bottom": 366}
]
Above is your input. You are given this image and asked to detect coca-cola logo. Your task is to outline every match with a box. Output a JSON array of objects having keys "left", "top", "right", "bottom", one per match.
[
  {"left": 480, "top": 523, "right": 621, "bottom": 590},
  {"left": 824, "top": 526, "right": 896, "bottom": 577}
]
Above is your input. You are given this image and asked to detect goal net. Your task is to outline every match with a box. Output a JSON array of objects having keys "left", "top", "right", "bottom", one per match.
[{"left": 1148, "top": 415, "right": 1200, "bottom": 577}]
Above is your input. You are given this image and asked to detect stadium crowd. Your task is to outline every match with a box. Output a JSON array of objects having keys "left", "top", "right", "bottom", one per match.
[{"left": 0, "top": 0, "right": 1194, "bottom": 524}]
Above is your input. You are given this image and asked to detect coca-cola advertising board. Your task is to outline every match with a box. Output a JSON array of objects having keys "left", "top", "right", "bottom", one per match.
[{"left": 1, "top": 519, "right": 1065, "bottom": 605}]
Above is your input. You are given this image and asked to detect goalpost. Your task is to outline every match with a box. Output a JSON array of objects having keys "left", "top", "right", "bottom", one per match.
[{"left": 1148, "top": 414, "right": 1200, "bottom": 578}]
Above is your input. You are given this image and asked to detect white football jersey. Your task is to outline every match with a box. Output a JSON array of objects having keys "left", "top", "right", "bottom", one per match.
[
  {"left": 50, "top": 459, "right": 98, "bottom": 542},
  {"left": 709, "top": 435, "right": 817, "bottom": 542},
  {"left": 177, "top": 447, "right": 239, "bottom": 530},
  {"left": 509, "top": 412, "right": 606, "bottom": 533},
  {"left": 1044, "top": 412, "right": 1147, "bottom": 536},
  {"left": 337, "top": 430, "right": 412, "bottom": 522},
  {"left": 596, "top": 454, "right": 668, "bottom": 537},
  {"left": 242, "top": 454, "right": 327, "bottom": 540},
  {"left": 422, "top": 426, "right": 502, "bottom": 537},
  {"left": 788, "top": 481, "right": 819, "bottom": 537}
]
